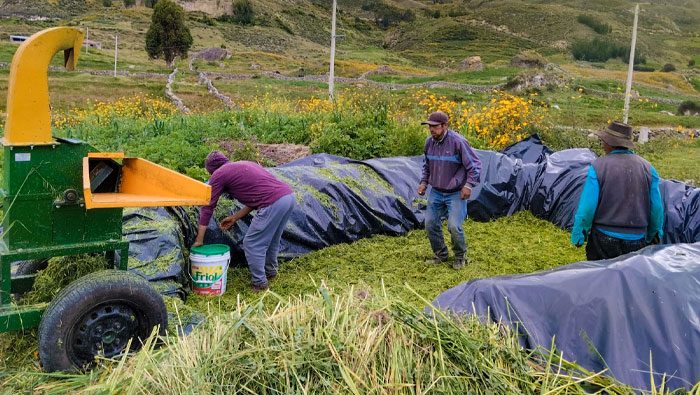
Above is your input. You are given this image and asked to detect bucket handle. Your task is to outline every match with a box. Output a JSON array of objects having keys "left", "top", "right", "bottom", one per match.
[{"left": 187, "top": 255, "right": 232, "bottom": 285}]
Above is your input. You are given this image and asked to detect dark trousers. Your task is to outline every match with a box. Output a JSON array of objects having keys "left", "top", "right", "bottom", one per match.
[{"left": 586, "top": 228, "right": 647, "bottom": 261}]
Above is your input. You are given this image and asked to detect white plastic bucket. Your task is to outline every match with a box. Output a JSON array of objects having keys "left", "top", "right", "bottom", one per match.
[{"left": 190, "top": 244, "right": 230, "bottom": 296}]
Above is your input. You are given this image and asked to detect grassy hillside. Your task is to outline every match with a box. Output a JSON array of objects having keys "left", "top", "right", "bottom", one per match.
[{"left": 0, "top": 0, "right": 696, "bottom": 125}]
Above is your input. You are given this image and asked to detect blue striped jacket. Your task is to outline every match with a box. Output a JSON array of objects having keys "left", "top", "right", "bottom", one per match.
[{"left": 420, "top": 130, "right": 482, "bottom": 192}]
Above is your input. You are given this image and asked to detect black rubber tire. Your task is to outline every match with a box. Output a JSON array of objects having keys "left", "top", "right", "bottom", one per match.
[
  {"left": 12, "top": 259, "right": 49, "bottom": 301},
  {"left": 15, "top": 259, "right": 49, "bottom": 276},
  {"left": 37, "top": 270, "right": 167, "bottom": 372}
]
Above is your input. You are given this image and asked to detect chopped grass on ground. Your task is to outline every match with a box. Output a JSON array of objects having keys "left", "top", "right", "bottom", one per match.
[
  {"left": 7, "top": 288, "right": 634, "bottom": 394},
  {"left": 189, "top": 211, "right": 585, "bottom": 312}
]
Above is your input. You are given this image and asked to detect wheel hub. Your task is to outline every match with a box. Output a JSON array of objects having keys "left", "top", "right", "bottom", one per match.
[{"left": 70, "top": 303, "right": 141, "bottom": 365}]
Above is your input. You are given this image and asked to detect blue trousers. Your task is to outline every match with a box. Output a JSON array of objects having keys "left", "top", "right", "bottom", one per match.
[
  {"left": 243, "top": 193, "right": 295, "bottom": 286},
  {"left": 425, "top": 189, "right": 468, "bottom": 259}
]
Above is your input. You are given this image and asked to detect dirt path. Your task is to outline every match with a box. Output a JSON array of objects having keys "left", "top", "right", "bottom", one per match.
[{"left": 216, "top": 140, "right": 312, "bottom": 166}]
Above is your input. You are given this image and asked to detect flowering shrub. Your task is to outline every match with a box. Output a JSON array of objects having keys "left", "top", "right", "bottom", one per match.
[
  {"left": 409, "top": 89, "right": 549, "bottom": 149},
  {"left": 34, "top": 88, "right": 554, "bottom": 180},
  {"left": 52, "top": 95, "right": 177, "bottom": 129}
]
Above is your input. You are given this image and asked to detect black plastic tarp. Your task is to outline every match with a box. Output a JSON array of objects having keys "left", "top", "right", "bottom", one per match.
[
  {"left": 196, "top": 154, "right": 427, "bottom": 261},
  {"left": 659, "top": 180, "right": 700, "bottom": 244},
  {"left": 194, "top": 135, "right": 574, "bottom": 261},
  {"left": 122, "top": 207, "right": 192, "bottom": 299},
  {"left": 192, "top": 135, "right": 698, "bottom": 265},
  {"left": 509, "top": 137, "right": 700, "bottom": 243},
  {"left": 430, "top": 242, "right": 700, "bottom": 391}
]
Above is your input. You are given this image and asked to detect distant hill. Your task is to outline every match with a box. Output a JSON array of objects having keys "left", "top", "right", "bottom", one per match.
[{"left": 0, "top": 0, "right": 698, "bottom": 70}]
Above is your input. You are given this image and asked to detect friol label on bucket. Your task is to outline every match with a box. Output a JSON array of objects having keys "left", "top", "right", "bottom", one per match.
[
  {"left": 192, "top": 263, "right": 224, "bottom": 295},
  {"left": 190, "top": 244, "right": 231, "bottom": 296}
]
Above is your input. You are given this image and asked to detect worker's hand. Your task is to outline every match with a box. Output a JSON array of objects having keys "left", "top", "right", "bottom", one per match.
[
  {"left": 220, "top": 215, "right": 237, "bottom": 230},
  {"left": 650, "top": 234, "right": 660, "bottom": 245},
  {"left": 192, "top": 240, "right": 203, "bottom": 247},
  {"left": 460, "top": 186, "right": 472, "bottom": 200},
  {"left": 417, "top": 184, "right": 427, "bottom": 196},
  {"left": 571, "top": 232, "right": 585, "bottom": 247}
]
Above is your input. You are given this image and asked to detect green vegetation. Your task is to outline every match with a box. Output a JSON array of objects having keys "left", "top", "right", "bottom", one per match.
[
  {"left": 145, "top": 0, "right": 193, "bottom": 67},
  {"left": 633, "top": 65, "right": 655, "bottom": 72},
  {"left": 21, "top": 255, "right": 110, "bottom": 305},
  {"left": 4, "top": 287, "right": 637, "bottom": 394},
  {"left": 2, "top": 282, "right": 640, "bottom": 392},
  {"left": 211, "top": 211, "right": 584, "bottom": 305},
  {"left": 218, "top": 0, "right": 255, "bottom": 25},
  {"left": 661, "top": 63, "right": 676, "bottom": 72},
  {"left": 366, "top": 68, "right": 519, "bottom": 85},
  {"left": 571, "top": 38, "right": 644, "bottom": 64},
  {"left": 691, "top": 77, "right": 700, "bottom": 93},
  {"left": 642, "top": 139, "right": 700, "bottom": 184},
  {"left": 361, "top": 1, "right": 415, "bottom": 29},
  {"left": 577, "top": 15, "right": 612, "bottom": 34}
]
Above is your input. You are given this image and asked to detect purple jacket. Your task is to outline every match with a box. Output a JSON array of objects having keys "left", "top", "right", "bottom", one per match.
[
  {"left": 199, "top": 153, "right": 293, "bottom": 226},
  {"left": 420, "top": 130, "right": 481, "bottom": 192}
]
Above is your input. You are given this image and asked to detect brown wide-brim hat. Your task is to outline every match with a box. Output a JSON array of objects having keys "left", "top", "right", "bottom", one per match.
[{"left": 593, "top": 121, "right": 635, "bottom": 149}]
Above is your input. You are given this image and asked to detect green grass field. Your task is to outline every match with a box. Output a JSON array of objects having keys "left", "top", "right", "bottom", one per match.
[{"left": 0, "top": 1, "right": 699, "bottom": 391}]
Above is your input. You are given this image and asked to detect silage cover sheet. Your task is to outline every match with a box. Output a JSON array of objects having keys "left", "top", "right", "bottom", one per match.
[{"left": 128, "top": 135, "right": 700, "bottom": 390}]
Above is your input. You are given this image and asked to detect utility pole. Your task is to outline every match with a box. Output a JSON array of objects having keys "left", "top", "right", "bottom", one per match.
[
  {"left": 623, "top": 4, "right": 639, "bottom": 124},
  {"left": 328, "top": 0, "right": 337, "bottom": 101},
  {"left": 85, "top": 27, "right": 89, "bottom": 54},
  {"left": 113, "top": 35, "right": 118, "bottom": 78}
]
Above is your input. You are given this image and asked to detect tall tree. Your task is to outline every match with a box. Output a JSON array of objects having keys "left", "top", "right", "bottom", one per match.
[{"left": 145, "top": 0, "right": 193, "bottom": 67}]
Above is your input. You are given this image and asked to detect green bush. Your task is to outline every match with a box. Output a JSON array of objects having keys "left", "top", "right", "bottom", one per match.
[
  {"left": 690, "top": 59, "right": 696, "bottom": 67},
  {"left": 218, "top": 0, "right": 254, "bottom": 25},
  {"left": 621, "top": 49, "right": 646, "bottom": 65},
  {"left": 122, "top": 0, "right": 135, "bottom": 7},
  {"left": 237, "top": 99, "right": 425, "bottom": 160},
  {"left": 448, "top": 8, "right": 467, "bottom": 17},
  {"left": 232, "top": 0, "right": 254, "bottom": 25},
  {"left": 102, "top": 0, "right": 112, "bottom": 6},
  {"left": 361, "top": 1, "right": 414, "bottom": 29},
  {"left": 633, "top": 65, "right": 655, "bottom": 72},
  {"left": 571, "top": 38, "right": 645, "bottom": 64},
  {"left": 576, "top": 15, "right": 612, "bottom": 34},
  {"left": 662, "top": 63, "right": 676, "bottom": 72},
  {"left": 144, "top": 0, "right": 158, "bottom": 7}
]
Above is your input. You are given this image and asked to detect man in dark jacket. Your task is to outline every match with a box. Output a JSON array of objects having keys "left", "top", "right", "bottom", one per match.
[
  {"left": 571, "top": 121, "right": 664, "bottom": 260},
  {"left": 194, "top": 151, "right": 295, "bottom": 293},
  {"left": 417, "top": 111, "right": 482, "bottom": 269}
]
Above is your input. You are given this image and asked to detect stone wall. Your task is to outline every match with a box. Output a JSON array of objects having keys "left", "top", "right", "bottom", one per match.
[
  {"left": 133, "top": 0, "right": 231, "bottom": 16},
  {"left": 175, "top": 0, "right": 232, "bottom": 17}
]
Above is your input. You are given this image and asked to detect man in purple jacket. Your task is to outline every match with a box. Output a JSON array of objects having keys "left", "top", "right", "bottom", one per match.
[
  {"left": 193, "top": 151, "right": 295, "bottom": 293},
  {"left": 417, "top": 111, "right": 482, "bottom": 269}
]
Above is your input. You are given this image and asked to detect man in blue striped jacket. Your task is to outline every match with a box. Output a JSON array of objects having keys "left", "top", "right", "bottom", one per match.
[
  {"left": 417, "top": 111, "right": 482, "bottom": 269},
  {"left": 571, "top": 121, "right": 664, "bottom": 260}
]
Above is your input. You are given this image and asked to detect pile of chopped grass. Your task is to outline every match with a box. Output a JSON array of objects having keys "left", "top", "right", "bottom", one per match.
[
  {"left": 189, "top": 211, "right": 585, "bottom": 312},
  {"left": 21, "top": 254, "right": 110, "bottom": 305},
  {"left": 14, "top": 288, "right": 636, "bottom": 394}
]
